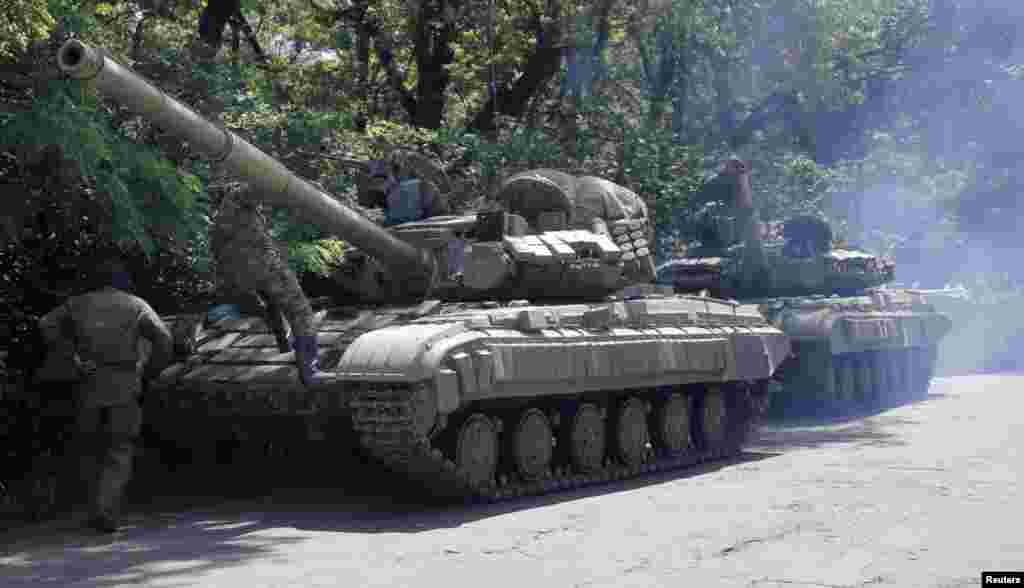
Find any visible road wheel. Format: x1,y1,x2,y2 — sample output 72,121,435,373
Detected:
836,356,857,404
853,355,874,406
652,392,691,456
868,352,885,407
883,352,902,406
511,408,553,480
565,403,605,473
455,413,499,489
699,386,727,449
913,346,936,399
613,397,650,466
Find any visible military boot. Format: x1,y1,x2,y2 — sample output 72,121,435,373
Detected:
292,335,321,387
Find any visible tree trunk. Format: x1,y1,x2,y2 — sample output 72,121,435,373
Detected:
197,0,241,47
413,70,449,128
467,0,565,133
354,19,370,129
670,64,688,142
409,1,456,129
229,12,268,63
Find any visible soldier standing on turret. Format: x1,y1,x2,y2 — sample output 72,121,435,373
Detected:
209,183,321,386
691,158,766,289
333,150,456,299
692,158,761,245
38,255,173,533
360,152,452,226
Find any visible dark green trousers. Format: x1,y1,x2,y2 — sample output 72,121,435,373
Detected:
76,402,142,519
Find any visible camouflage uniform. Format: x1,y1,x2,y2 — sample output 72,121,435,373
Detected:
363,155,451,225
209,184,319,384
39,278,173,532
383,178,449,225
691,159,765,288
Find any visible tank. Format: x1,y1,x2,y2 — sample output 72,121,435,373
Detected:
57,40,791,501
656,165,952,418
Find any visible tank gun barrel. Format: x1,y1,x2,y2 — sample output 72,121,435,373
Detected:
56,39,436,292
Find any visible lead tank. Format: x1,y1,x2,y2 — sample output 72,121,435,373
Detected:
57,40,791,500
657,161,952,417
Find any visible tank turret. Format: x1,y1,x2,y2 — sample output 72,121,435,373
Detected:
323,166,658,302
657,159,893,299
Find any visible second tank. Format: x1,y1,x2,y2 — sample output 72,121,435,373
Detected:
657,159,952,417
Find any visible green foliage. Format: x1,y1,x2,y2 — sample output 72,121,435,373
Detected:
286,238,348,276
821,130,972,254
438,123,564,183
0,0,1008,301
0,79,207,255
750,0,900,107
0,0,53,60
760,153,833,220
622,125,704,261
284,110,353,148
45,0,95,36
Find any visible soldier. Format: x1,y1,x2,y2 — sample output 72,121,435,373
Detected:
209,183,320,386
690,158,766,289
363,153,452,226
38,255,173,533
343,150,452,225
332,151,457,299
692,158,760,244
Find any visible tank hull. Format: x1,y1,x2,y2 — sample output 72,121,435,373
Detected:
149,295,790,500
658,247,951,418
751,291,951,417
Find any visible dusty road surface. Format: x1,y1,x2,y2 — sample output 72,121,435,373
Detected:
2,373,1022,588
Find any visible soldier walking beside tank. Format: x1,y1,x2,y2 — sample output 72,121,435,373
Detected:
38,255,173,533
209,183,321,386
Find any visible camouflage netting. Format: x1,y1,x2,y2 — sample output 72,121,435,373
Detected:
495,169,649,229
575,176,648,225
495,169,575,224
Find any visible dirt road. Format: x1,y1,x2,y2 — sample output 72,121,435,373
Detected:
2,374,1021,588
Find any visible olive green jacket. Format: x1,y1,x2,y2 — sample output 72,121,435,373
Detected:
40,287,173,407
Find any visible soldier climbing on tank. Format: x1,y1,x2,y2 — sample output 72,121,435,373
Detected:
38,254,173,533
209,183,321,387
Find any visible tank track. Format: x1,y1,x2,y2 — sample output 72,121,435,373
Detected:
770,344,938,417
351,382,771,502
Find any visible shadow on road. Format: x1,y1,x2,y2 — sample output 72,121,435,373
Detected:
752,390,961,452
0,450,779,587
753,417,911,452
257,449,782,534
7,380,982,587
